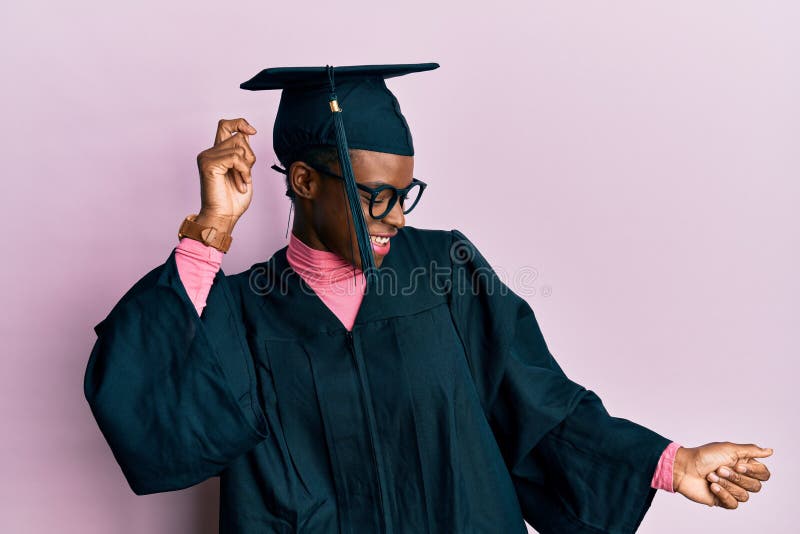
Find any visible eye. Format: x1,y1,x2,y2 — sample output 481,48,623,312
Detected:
374,189,393,203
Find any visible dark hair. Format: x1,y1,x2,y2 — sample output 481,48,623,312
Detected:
280,144,358,201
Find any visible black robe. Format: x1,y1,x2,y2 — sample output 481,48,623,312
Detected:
84,226,671,533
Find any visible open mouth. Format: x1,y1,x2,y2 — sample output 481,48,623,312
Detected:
369,234,392,254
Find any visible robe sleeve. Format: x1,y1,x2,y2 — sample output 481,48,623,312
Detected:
83,247,268,495
447,229,671,534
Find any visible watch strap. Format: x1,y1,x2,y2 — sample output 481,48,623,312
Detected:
178,214,233,253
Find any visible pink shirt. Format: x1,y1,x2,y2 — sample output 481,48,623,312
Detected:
174,235,680,492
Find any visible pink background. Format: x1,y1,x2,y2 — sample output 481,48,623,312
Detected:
1,1,796,532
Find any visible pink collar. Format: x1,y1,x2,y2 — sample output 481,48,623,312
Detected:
285,232,366,330
286,232,364,283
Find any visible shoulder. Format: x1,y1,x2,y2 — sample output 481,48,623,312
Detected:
395,225,479,266
221,245,289,301
396,225,450,248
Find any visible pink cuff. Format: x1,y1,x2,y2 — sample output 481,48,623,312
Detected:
651,441,682,492
176,236,225,263
174,237,223,316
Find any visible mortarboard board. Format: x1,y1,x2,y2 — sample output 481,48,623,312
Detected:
239,62,439,281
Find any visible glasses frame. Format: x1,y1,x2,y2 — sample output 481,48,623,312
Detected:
304,162,427,220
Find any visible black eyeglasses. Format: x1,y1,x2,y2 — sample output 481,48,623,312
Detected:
304,162,427,220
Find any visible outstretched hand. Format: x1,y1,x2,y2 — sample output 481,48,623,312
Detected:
673,442,773,509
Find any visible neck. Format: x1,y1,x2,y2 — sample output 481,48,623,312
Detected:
290,221,329,253
286,230,362,283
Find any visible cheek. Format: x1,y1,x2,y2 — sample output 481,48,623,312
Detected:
313,190,353,248
360,198,372,220
325,194,372,231
312,187,342,225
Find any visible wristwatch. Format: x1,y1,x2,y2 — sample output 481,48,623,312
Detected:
177,214,233,253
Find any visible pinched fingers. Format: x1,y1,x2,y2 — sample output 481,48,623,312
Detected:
222,149,251,194
217,134,257,179
215,117,257,146
204,148,252,194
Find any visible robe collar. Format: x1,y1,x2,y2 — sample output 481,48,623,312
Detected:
268,232,401,333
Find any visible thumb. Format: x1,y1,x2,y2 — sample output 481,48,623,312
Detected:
736,444,773,459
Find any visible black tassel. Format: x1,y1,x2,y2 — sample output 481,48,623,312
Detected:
326,65,377,284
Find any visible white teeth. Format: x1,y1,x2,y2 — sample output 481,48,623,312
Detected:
370,235,390,245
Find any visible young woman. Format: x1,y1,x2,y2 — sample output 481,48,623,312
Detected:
84,65,772,534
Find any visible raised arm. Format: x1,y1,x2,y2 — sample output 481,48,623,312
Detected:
83,118,264,494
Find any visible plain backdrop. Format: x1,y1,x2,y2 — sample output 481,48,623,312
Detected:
0,1,796,533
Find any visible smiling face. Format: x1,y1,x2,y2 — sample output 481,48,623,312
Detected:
288,148,415,269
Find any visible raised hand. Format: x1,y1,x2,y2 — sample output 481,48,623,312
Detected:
195,117,258,233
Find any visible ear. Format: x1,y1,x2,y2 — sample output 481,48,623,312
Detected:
289,162,321,200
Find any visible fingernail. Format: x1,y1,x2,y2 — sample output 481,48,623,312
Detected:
711,484,720,493
708,473,719,482
735,465,747,473
719,467,731,477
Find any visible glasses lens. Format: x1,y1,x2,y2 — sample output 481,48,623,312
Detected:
370,188,395,219
400,182,423,214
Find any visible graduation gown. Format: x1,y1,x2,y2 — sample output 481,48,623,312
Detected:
84,226,672,533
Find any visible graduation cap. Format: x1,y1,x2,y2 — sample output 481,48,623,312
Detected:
239,62,439,280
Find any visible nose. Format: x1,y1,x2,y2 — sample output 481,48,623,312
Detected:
379,197,405,229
